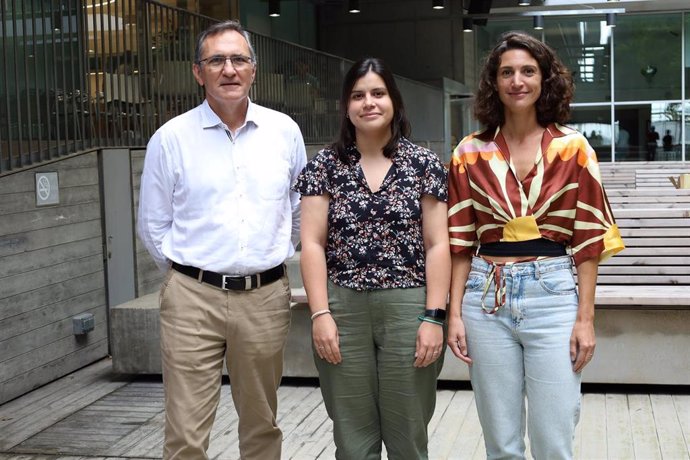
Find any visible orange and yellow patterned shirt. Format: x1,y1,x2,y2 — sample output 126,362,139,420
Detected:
448,123,624,266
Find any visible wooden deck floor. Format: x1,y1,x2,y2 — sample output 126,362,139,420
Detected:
1,358,689,460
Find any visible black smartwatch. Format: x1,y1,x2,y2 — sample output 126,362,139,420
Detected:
424,309,447,321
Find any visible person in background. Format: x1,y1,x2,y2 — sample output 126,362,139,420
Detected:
663,129,673,152
646,125,659,161
137,20,306,459
447,31,625,459
295,57,450,459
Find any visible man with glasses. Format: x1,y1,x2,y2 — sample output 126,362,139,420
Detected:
137,20,306,459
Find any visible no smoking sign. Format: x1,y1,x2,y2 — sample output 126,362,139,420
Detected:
35,172,60,206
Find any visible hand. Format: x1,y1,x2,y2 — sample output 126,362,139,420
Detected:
447,316,472,365
313,314,341,364
570,318,595,373
414,321,444,368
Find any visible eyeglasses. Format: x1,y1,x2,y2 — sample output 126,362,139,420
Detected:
197,54,254,70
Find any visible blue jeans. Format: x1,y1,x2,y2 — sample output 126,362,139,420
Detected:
463,255,581,460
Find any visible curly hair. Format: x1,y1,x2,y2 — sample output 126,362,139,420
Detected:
333,57,411,163
474,31,574,130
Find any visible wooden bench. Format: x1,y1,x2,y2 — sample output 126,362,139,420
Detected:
606,188,690,208
597,208,690,301
110,208,690,385
581,207,690,384
287,209,690,307
635,168,690,188
599,161,688,190
600,169,636,190
289,210,690,384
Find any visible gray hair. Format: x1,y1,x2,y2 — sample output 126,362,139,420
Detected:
194,20,256,64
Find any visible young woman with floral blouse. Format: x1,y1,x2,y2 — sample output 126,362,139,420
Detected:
294,57,451,459
447,32,625,459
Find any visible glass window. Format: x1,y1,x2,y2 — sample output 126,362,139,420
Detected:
570,105,612,162
685,13,690,100
676,102,690,161
614,13,682,102
613,102,682,162
544,16,611,103
654,103,683,161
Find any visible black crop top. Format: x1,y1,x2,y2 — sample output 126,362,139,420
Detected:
478,238,567,257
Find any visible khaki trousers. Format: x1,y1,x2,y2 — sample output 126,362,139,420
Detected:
159,268,292,460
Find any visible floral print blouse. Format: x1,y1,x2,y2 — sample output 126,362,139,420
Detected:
293,138,448,291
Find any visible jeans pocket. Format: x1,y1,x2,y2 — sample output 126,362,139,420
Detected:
538,269,577,296
465,271,486,291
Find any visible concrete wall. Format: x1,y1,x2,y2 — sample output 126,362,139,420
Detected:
396,77,446,161
111,295,690,385
317,0,467,86
242,0,317,50
131,149,164,297
0,153,108,404
314,0,463,160
286,306,690,385
0,147,165,405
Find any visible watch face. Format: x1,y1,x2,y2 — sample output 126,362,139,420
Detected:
425,309,446,320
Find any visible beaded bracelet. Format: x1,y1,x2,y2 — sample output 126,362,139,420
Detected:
310,309,332,321
417,314,444,326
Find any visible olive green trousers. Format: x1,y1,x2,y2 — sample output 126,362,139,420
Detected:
315,281,445,460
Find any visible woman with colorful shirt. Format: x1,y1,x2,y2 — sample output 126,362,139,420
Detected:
294,57,450,459
447,32,624,459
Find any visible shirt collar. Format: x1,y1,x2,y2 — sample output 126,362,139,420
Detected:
245,99,260,126
483,123,566,166
199,98,259,130
544,122,568,140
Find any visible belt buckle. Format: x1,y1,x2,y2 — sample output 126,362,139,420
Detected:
221,275,230,291
246,274,260,290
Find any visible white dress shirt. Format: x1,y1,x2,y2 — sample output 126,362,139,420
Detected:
137,99,307,275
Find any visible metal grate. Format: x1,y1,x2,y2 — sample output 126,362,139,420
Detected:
0,0,351,176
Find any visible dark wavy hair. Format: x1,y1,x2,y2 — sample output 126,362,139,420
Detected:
333,57,411,163
474,31,574,130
